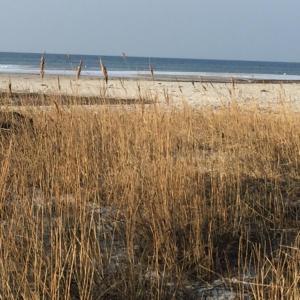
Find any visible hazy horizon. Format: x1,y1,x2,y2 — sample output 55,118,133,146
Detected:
2,50,300,64
1,0,300,62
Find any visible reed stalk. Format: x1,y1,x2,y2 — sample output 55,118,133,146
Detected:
100,58,108,83
76,59,83,80
40,54,46,79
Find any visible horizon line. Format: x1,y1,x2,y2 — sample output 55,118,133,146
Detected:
0,50,299,65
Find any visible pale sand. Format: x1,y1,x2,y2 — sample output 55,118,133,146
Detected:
0,74,300,109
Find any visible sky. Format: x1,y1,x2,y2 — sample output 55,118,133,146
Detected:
0,0,299,62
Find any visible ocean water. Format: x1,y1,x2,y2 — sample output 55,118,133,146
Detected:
1,52,300,81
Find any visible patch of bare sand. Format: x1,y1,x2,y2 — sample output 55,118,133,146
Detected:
0,74,299,110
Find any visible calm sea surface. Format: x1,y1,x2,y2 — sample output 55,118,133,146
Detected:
1,52,300,80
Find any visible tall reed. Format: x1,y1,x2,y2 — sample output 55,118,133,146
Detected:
40,54,46,79
0,92,298,299
100,58,108,83
76,59,83,79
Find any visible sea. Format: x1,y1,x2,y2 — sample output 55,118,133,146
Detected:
1,52,300,81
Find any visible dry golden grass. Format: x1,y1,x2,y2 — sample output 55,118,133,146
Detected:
0,93,299,299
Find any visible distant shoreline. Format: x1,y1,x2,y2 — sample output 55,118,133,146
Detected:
1,72,300,84
2,52,300,83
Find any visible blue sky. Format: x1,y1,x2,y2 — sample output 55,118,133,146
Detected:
1,0,299,61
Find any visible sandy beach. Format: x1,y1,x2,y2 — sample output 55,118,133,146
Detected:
0,74,300,110
2,1,300,298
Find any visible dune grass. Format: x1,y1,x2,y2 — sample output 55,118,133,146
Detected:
0,93,299,299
